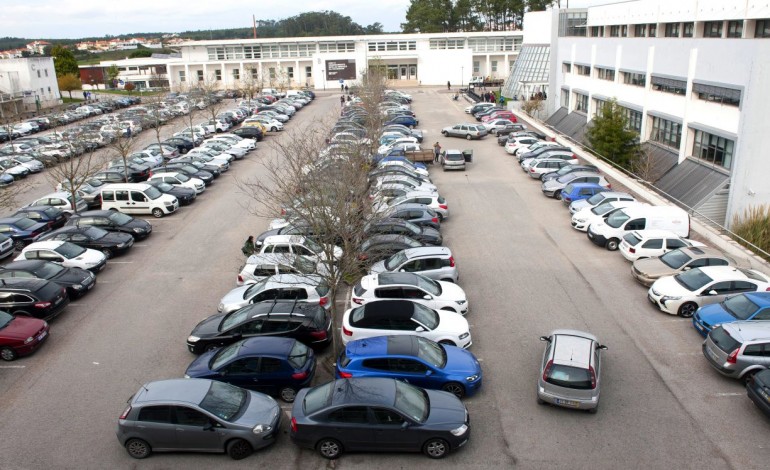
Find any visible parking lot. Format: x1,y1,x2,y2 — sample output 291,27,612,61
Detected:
0,88,768,469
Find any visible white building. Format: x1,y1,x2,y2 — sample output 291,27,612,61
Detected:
535,0,770,228
82,55,182,90
166,31,524,91
0,57,61,118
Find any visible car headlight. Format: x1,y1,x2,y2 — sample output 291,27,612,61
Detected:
133,227,144,233
24,336,34,344
450,424,468,436
459,332,469,340
661,295,682,303
116,242,125,248
72,284,84,290
187,335,200,343
456,300,467,305
253,424,272,434
217,303,224,312
575,218,586,223
466,375,479,382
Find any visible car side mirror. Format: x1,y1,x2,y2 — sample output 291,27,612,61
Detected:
423,295,432,300
415,326,425,332
707,290,718,296
203,422,215,431
401,421,410,430
539,336,551,342
597,344,608,351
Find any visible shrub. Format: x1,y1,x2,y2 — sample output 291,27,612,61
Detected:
731,204,770,260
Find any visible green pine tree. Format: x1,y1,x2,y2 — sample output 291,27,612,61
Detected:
51,45,79,77
584,98,640,168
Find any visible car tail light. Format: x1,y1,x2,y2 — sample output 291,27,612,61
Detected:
34,301,51,309
338,371,353,379
309,330,327,340
280,208,286,216
290,417,297,433
237,274,244,283
439,203,447,210
449,256,455,267
352,297,364,305
588,366,597,389
319,296,328,307
530,168,536,173
148,171,153,177
431,217,438,224
607,183,612,189
292,371,308,380
342,325,353,336
542,360,553,382
564,197,571,202
727,348,739,364
629,247,636,254
119,405,131,420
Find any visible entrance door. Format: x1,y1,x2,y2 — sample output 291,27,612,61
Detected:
400,66,407,80
409,65,417,80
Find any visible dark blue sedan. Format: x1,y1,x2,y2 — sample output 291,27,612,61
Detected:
0,217,51,251
185,336,315,403
385,115,419,128
693,292,770,337
335,335,482,398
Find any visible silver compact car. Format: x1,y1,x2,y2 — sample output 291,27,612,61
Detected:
116,378,281,460
537,329,607,413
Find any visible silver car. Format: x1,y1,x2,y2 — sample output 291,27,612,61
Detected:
116,378,281,460
537,329,607,413
441,149,466,171
702,321,770,384
568,191,635,215
441,123,488,140
541,172,611,199
369,246,458,282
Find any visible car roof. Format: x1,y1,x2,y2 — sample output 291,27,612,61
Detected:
401,246,451,259
629,229,683,239
355,300,416,324
23,241,65,250
0,277,49,290
721,321,770,342
329,378,397,407
264,273,321,288
0,260,49,271
134,378,211,405
695,266,769,282
595,191,632,198
240,299,322,317
389,203,430,212
345,335,426,359
375,272,421,286
263,234,307,245
237,336,296,356
677,246,731,260
550,330,596,368
0,217,33,225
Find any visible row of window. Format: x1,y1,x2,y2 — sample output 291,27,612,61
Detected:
428,37,522,52
206,42,355,60
590,19,769,39
367,41,416,52
179,66,311,82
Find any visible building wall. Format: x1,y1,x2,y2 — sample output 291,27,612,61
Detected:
0,57,60,112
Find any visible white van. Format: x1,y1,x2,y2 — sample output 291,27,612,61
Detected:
100,183,179,218
587,205,690,251
571,200,643,232
261,88,284,98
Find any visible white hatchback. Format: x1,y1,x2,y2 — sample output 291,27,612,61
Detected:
148,172,205,194
259,234,342,265
351,272,469,315
15,241,107,273
619,230,705,261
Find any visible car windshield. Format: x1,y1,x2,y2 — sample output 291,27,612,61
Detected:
384,250,408,271
108,212,133,225
411,303,439,330
393,381,429,423
587,194,606,206
32,261,65,278
0,310,13,329
293,256,316,274
287,341,310,369
42,207,60,217
413,274,441,296
674,268,713,292
303,238,322,254
155,182,173,191
659,249,692,269
303,382,333,415
591,202,616,215
198,381,248,422
55,242,86,258
605,209,630,229
83,226,108,239
722,295,760,320
416,337,447,368
176,173,190,182
211,340,243,370
15,218,37,230
243,278,268,300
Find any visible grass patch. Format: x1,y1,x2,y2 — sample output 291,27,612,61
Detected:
62,97,84,103
731,204,770,260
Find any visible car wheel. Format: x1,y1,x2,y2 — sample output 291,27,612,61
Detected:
14,310,31,317
441,131,448,136
101,248,112,259
678,302,698,318
125,438,151,459
438,340,456,347
280,387,297,403
423,438,449,459
465,134,472,140
441,382,465,399
606,238,620,251
0,347,18,362
317,438,343,459
13,239,25,251
743,370,758,386
151,208,164,218
440,278,454,283
226,438,253,460
554,192,563,200
271,127,277,132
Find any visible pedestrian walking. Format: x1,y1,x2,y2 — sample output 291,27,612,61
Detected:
433,142,441,163
340,95,345,107
341,83,344,92
241,236,256,256
447,81,451,91
344,84,349,94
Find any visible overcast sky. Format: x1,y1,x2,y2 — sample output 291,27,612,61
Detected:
1,0,611,39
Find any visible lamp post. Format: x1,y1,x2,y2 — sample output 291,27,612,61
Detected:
460,66,464,91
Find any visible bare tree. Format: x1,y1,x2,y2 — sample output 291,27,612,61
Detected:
107,135,137,182
629,146,657,183
239,66,263,100
46,137,106,214
521,98,545,119
198,74,228,132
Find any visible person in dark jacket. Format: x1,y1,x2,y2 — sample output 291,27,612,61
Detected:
241,236,256,256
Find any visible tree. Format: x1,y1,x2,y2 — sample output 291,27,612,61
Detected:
108,135,137,183
402,0,454,33
521,97,544,119
129,48,153,58
46,137,106,214
584,98,640,168
527,0,556,11
58,73,82,99
106,64,120,88
51,45,79,77
124,83,135,95
239,67,264,100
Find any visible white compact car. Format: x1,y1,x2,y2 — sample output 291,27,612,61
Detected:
618,230,705,261
15,241,107,273
218,273,329,314
351,272,468,315
148,171,205,194
259,235,342,265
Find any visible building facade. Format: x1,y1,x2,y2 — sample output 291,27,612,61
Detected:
79,55,181,90
0,57,61,118
166,31,523,92
541,0,770,228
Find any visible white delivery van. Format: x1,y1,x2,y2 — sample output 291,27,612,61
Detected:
586,205,690,251
100,183,179,218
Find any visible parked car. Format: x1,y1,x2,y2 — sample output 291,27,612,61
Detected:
13,206,68,230
505,136,540,155
441,123,487,140
237,253,324,286
342,300,472,348
0,217,51,251
184,337,315,403
359,234,424,263
116,378,281,460
0,278,69,321
15,240,107,273
290,377,471,459
25,191,88,215
541,163,599,182
0,310,49,361
369,247,458,283
35,225,133,258
631,246,736,287
0,234,14,259
568,190,634,215
377,192,448,220
336,335,482,398
217,274,330,314
692,292,770,336
0,260,95,298
440,149,467,171
385,115,419,128
352,272,468,315
619,230,704,262
541,172,611,199
382,204,441,230
66,210,152,240
648,266,770,318
571,200,641,233
558,182,607,205
92,169,134,184
187,300,332,353
146,179,196,205
148,171,205,194
364,219,442,246
702,322,770,384
259,235,342,265
746,368,770,418
537,329,607,413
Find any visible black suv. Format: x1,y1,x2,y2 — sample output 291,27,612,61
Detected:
0,278,70,321
66,210,152,240
187,300,332,354
232,126,264,141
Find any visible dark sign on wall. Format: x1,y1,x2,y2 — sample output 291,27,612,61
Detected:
325,59,357,81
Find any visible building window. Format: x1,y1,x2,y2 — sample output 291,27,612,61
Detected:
623,71,646,87
648,23,657,37
755,19,770,38
692,130,734,169
635,24,646,37
622,107,642,133
574,92,589,112
561,89,570,108
610,25,620,37
704,21,723,38
214,69,222,81
558,11,588,37
179,70,186,82
44,69,48,77
429,38,465,49
575,64,591,76
651,76,687,95
563,62,571,73
590,26,603,37
596,67,615,81
621,25,628,37
305,66,311,78
683,22,694,37
473,61,480,73
36,70,41,78
367,40,415,52
249,68,258,79
593,98,606,117
47,86,51,93
269,67,276,80
650,116,682,149
197,70,204,81
693,83,741,106
232,68,240,80
665,23,680,37
727,20,743,38
491,60,498,73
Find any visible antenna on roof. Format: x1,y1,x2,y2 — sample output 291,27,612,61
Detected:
133,378,149,393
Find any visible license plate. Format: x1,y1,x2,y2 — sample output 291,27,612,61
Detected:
555,399,580,408
695,322,705,332
54,296,62,305
707,347,719,362
86,282,94,290
37,330,47,341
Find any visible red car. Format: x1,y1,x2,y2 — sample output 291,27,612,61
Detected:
482,111,517,123
0,311,49,361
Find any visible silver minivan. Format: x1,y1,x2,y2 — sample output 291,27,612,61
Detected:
702,321,770,384
537,329,607,413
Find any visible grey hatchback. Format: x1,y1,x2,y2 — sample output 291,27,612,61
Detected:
702,321,770,384
116,378,281,460
369,247,458,282
537,329,607,413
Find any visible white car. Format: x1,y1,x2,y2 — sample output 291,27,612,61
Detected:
374,175,437,194
201,141,246,158
647,266,770,318
377,137,419,154
247,117,283,132
259,235,342,265
8,155,44,173
148,171,205,194
341,300,472,348
214,134,256,150
619,230,705,261
376,160,429,178
237,253,327,286
571,200,642,232
351,272,468,315
188,147,234,163
15,241,107,273
25,191,88,215
569,191,636,215
218,273,330,314
129,151,163,168
331,132,372,147
505,136,540,155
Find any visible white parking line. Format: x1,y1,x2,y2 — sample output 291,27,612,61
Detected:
133,244,149,247
0,365,25,369
676,352,701,356
107,261,133,264
714,392,744,397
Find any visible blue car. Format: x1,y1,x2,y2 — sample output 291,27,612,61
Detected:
385,115,419,128
335,335,482,398
559,182,607,206
693,292,770,337
0,216,51,251
184,336,315,403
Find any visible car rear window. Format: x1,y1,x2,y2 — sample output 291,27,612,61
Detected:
709,326,741,354
623,233,642,247
545,364,593,390
353,282,366,297
287,341,310,369
315,281,330,297
36,281,63,300
303,382,333,415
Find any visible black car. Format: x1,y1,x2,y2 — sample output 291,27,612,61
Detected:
365,219,442,246
0,217,51,251
65,210,152,240
186,301,333,354
359,234,425,263
108,162,150,182
232,126,264,141
158,163,214,184
0,278,70,321
496,126,533,144
36,226,134,258
290,377,471,460
168,157,221,177
92,169,134,184
0,260,95,298
163,137,195,154
747,369,770,418
517,145,571,163
13,206,68,230
147,179,196,205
